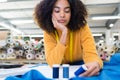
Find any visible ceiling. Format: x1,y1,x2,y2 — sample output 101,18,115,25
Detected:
0,0,120,36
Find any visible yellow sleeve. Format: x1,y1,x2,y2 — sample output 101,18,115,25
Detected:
81,24,103,68
43,31,67,67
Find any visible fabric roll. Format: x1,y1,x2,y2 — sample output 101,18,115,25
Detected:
35,53,45,60
7,48,14,54
26,53,34,60
35,54,41,60
0,53,6,59
6,53,16,59
41,49,45,55
23,45,29,50
24,50,30,55
6,38,13,44
116,40,120,48
15,50,23,56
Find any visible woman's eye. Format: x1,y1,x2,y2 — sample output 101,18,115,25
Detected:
65,10,70,13
65,9,70,13
54,9,60,13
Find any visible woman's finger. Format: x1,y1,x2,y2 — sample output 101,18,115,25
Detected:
52,15,59,28
52,16,57,28
87,66,99,77
80,65,96,77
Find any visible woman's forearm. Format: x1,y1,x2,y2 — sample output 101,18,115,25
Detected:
60,28,68,46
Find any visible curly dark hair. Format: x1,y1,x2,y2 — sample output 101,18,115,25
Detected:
34,0,88,33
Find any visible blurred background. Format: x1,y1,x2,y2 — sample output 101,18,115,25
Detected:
0,0,120,63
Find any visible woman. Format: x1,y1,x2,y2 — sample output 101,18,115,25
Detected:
34,0,103,77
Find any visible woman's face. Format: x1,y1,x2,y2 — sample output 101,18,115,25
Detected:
52,0,71,26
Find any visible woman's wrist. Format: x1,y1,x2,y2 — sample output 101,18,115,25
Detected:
62,27,68,35
60,27,68,45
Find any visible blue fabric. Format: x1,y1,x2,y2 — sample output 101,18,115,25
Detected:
5,61,84,80
5,69,52,80
5,53,120,80
70,53,120,80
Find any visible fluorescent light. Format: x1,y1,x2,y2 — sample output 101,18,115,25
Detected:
113,33,119,36
99,40,104,43
0,0,7,2
92,33,102,36
0,22,23,34
31,35,44,37
92,16,120,20
109,23,114,28
10,20,34,25
19,35,44,37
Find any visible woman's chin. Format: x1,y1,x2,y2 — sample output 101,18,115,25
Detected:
61,23,67,26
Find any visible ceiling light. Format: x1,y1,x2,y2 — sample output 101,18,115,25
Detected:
0,0,7,3
109,23,114,28
113,33,119,36
10,20,34,25
92,16,120,20
0,22,23,34
21,35,44,37
92,33,102,36
31,35,44,37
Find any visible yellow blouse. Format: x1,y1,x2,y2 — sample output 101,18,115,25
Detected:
44,24,103,68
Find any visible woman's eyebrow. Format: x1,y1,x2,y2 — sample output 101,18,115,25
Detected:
54,6,59,8
64,7,70,9
54,6,70,9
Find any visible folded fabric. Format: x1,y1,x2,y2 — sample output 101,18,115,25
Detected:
5,69,52,80
70,53,120,80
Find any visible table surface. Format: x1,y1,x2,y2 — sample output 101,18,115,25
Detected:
0,64,80,80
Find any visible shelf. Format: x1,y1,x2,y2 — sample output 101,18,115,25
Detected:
0,59,47,64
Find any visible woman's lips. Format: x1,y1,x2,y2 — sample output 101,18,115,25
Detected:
58,20,66,23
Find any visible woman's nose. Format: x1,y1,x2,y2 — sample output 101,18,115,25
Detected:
60,11,65,18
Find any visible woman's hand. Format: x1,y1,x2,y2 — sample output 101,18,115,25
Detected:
52,15,68,45
52,15,67,32
80,62,100,77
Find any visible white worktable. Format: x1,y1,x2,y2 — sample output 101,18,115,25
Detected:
0,64,80,80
